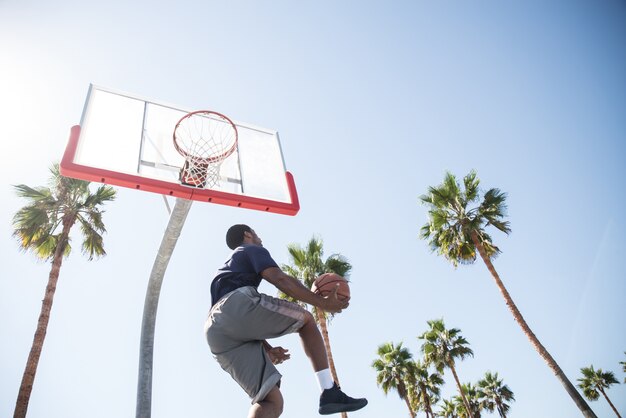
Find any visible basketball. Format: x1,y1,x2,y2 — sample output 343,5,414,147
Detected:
311,273,350,301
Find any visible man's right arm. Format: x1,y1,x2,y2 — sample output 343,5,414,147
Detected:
261,267,348,314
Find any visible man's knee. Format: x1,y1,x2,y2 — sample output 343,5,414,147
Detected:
265,385,284,416
301,310,315,327
249,385,284,418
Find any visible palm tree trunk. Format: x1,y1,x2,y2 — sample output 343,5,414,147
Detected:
405,397,414,418
599,388,622,418
315,309,348,418
397,380,415,418
470,231,597,418
425,394,433,418
449,365,474,418
136,198,192,418
420,386,432,418
14,218,73,418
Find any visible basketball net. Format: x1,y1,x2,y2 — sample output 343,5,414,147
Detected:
174,111,238,189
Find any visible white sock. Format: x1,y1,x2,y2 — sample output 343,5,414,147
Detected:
315,369,334,392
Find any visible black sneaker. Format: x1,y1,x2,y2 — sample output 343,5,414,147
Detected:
319,383,368,415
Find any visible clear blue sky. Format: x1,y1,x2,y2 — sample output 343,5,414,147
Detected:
1,1,625,417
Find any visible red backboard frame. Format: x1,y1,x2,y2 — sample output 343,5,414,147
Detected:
60,125,300,215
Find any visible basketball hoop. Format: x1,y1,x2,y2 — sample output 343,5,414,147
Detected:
173,110,238,188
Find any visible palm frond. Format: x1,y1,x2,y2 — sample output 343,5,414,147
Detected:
454,382,482,417
420,171,511,267
13,207,53,236
419,319,473,374
83,184,117,207
324,254,352,278
372,341,414,400
13,163,114,262
278,264,305,304
20,233,68,260
462,170,480,205
286,243,307,270
479,188,511,234
419,223,433,240
79,209,106,233
577,365,619,402
477,370,515,414
13,184,53,202
78,217,106,260
436,399,459,418
475,230,501,259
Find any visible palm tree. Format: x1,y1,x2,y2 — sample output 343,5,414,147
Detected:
620,353,626,383
419,171,597,418
437,399,459,418
12,163,116,418
577,366,622,418
454,383,482,418
372,342,416,417
477,371,514,417
409,360,444,418
281,236,352,418
419,319,474,418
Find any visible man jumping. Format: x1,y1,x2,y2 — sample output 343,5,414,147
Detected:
205,224,368,417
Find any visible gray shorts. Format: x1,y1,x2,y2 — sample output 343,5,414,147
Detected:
204,286,307,404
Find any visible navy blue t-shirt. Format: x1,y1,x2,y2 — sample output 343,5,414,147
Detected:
210,244,279,306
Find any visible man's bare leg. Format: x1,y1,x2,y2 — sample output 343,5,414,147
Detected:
248,385,283,418
298,311,329,372
297,311,368,415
